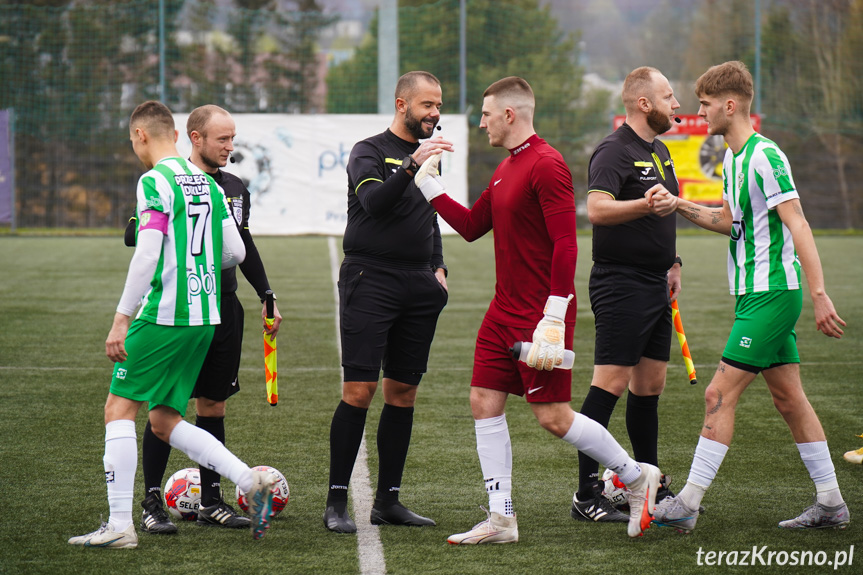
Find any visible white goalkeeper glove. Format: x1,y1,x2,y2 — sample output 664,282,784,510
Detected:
414,153,446,202
526,294,574,371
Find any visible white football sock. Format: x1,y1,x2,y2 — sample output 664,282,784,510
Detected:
475,415,514,517
680,435,728,509
104,419,137,531
797,441,843,506
168,420,253,492
562,411,642,484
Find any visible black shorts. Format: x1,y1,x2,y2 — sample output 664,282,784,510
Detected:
339,260,448,385
590,264,672,366
192,291,244,401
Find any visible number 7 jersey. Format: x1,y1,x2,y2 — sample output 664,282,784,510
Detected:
134,156,232,326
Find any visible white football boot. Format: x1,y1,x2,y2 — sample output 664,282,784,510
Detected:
68,520,138,549
447,507,518,545
624,463,661,538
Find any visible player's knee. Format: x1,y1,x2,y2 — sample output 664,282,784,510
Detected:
703,384,722,411
770,391,804,418
533,409,569,438
342,380,377,408
196,397,226,418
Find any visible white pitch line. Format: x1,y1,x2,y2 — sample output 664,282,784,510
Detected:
328,236,386,575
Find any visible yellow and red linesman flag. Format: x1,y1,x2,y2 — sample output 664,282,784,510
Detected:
671,298,697,385
264,291,278,406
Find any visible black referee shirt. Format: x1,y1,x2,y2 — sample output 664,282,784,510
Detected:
210,168,250,295
588,122,679,273
343,129,444,269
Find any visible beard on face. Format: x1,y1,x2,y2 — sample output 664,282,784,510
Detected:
404,105,435,140
199,145,224,171
646,103,673,135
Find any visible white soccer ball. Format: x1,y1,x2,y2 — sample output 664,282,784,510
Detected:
164,467,202,521
601,467,628,510
236,465,290,516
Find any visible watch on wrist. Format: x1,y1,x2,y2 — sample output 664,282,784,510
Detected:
674,256,683,267
402,155,419,175
260,292,277,304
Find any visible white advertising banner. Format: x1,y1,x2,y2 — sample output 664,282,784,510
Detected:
174,114,469,235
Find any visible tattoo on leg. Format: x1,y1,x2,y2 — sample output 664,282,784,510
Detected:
718,363,725,373
707,390,723,415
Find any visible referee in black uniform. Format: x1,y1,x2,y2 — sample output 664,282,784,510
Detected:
571,67,685,523
324,71,454,534
129,105,282,533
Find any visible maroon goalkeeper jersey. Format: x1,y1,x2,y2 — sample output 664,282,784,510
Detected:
432,134,577,328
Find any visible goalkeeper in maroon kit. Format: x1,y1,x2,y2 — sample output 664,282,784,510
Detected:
412,76,662,542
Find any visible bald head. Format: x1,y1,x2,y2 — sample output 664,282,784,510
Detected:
622,67,664,115
395,71,441,102
187,104,231,139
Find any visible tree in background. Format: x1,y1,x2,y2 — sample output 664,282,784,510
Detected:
326,0,610,204
795,0,863,228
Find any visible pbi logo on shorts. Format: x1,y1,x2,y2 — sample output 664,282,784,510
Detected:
739,336,752,349
116,367,127,380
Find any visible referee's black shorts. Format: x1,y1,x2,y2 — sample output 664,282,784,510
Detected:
589,264,672,366
192,291,244,402
339,259,448,385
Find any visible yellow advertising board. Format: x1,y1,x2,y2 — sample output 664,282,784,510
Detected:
613,115,761,205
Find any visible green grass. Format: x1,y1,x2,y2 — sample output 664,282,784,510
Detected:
0,233,860,575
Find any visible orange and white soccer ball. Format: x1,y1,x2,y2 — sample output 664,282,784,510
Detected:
164,468,202,521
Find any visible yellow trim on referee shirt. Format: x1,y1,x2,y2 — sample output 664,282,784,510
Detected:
355,177,383,195
651,152,665,180
587,189,616,198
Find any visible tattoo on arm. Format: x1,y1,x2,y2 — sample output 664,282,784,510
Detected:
681,205,701,222
707,390,724,415
793,202,804,217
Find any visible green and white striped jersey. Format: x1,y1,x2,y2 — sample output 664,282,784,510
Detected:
723,133,801,295
135,156,231,326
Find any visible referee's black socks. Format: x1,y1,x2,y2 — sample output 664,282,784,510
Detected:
327,400,368,505
577,386,620,501
625,391,660,467
375,403,414,504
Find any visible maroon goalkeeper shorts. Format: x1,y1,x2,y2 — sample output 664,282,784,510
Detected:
471,315,574,403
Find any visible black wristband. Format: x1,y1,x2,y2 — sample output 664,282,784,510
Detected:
674,256,683,267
